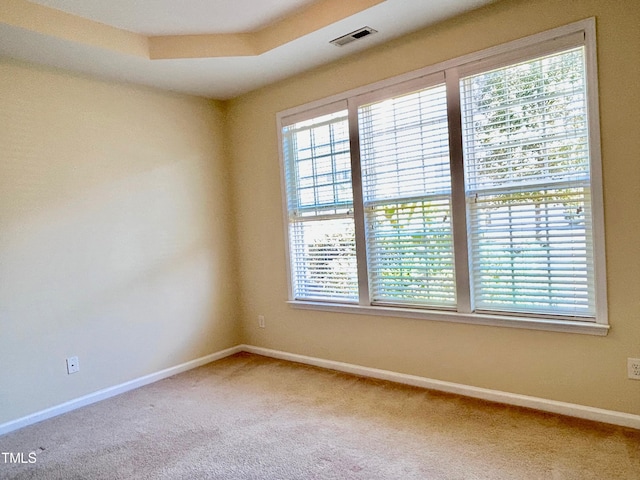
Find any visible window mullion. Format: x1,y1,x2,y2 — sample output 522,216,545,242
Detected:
584,21,608,326
445,68,473,314
347,98,371,306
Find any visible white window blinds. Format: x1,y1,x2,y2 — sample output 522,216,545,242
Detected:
460,47,594,317
279,20,606,332
358,85,456,308
282,110,358,302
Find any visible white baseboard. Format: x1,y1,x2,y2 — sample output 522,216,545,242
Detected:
241,344,640,430
0,345,243,436
3,343,638,436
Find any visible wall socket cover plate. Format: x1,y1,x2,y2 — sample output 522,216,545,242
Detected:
628,358,640,380
66,356,79,374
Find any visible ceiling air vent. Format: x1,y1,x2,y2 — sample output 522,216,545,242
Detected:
330,27,378,47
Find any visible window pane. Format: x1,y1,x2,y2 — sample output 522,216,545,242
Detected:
469,188,593,316
462,48,589,190
282,111,352,217
289,218,358,302
359,86,451,200
366,199,455,306
359,84,456,308
461,47,595,318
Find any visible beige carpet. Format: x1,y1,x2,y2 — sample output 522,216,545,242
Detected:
1,352,639,479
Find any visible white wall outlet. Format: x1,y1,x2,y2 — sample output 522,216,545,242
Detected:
628,358,640,380
258,315,265,328
66,356,79,374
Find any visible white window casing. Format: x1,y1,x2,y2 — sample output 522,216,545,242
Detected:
277,18,608,335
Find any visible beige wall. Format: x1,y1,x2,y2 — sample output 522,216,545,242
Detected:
227,0,640,415
0,59,240,424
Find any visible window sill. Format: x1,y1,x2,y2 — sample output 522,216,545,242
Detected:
287,301,609,336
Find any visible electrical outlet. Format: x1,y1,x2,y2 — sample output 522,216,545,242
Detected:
258,315,265,328
628,358,640,380
66,356,79,374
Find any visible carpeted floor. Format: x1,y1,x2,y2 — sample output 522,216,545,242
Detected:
1,352,639,479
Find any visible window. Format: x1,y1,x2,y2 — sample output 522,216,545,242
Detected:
282,108,358,301
359,84,456,309
278,19,607,335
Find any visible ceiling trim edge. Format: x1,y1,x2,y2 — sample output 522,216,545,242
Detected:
2,0,385,60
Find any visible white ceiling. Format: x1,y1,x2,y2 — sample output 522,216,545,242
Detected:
0,0,498,99
28,0,320,35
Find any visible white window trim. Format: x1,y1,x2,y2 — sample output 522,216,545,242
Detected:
287,301,609,336
277,18,608,336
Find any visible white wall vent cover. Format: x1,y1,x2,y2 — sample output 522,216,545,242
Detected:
330,27,378,47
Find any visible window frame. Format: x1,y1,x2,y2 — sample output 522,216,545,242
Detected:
277,18,608,336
